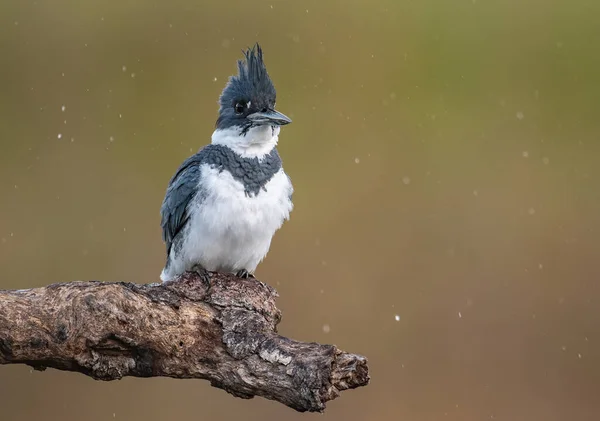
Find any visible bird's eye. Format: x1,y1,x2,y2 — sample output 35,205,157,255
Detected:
234,102,246,114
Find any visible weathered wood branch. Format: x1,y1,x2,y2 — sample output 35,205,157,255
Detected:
0,272,369,412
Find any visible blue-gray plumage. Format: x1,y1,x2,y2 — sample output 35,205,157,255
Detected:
159,43,293,282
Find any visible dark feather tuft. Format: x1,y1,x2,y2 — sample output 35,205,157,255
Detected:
216,43,277,130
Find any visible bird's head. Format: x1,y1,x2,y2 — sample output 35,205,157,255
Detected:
213,43,291,158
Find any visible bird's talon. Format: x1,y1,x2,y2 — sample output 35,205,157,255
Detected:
235,269,253,279
191,265,211,285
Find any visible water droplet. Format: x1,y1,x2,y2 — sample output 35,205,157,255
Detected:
122,65,127,72
322,324,330,333
402,176,411,185
61,105,66,112
516,111,524,120
109,136,114,142
354,157,360,164
473,190,479,196
458,312,462,319
542,156,550,165
394,315,400,321
538,263,543,269
522,151,529,158
130,73,136,78
528,207,536,215
57,133,62,139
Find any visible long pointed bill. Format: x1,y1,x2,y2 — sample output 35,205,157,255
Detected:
247,109,292,126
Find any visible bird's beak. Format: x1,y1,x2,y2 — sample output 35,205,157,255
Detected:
247,109,292,126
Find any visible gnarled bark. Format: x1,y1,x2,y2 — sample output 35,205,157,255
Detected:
0,272,369,412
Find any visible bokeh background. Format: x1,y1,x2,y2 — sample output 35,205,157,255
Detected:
1,0,599,420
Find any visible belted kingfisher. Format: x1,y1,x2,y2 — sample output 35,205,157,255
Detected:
159,43,293,282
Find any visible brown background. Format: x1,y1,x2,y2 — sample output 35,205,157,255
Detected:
1,0,599,420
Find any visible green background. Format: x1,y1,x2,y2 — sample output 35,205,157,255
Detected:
1,0,599,420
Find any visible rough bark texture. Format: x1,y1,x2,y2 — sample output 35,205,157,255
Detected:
0,272,369,412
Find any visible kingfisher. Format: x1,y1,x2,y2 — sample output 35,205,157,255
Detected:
159,44,293,283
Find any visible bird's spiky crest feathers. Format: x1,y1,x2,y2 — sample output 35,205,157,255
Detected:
217,43,277,116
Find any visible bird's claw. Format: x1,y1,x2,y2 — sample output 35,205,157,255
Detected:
235,269,254,279
191,264,211,285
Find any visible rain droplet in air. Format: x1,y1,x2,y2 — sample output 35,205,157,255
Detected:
522,151,529,158
516,111,524,120
354,157,360,164
542,157,550,165
57,133,62,139
402,176,411,185
394,315,400,321
122,65,127,72
458,312,462,319
528,207,536,215
61,105,66,112
109,136,114,142
322,324,330,333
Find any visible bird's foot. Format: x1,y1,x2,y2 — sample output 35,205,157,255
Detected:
235,269,255,279
191,264,211,285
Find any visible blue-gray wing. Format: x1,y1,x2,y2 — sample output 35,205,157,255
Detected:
160,154,205,256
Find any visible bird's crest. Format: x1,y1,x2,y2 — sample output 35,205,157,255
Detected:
218,43,277,114
236,44,270,89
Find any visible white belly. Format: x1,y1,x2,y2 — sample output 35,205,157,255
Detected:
164,164,293,279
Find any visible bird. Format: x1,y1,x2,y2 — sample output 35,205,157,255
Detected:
159,43,294,283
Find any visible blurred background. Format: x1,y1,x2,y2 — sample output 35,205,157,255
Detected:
1,0,599,420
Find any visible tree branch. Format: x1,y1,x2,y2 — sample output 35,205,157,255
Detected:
0,272,369,412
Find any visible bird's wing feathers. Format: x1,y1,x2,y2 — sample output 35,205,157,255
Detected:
160,153,205,256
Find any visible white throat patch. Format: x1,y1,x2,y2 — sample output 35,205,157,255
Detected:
211,125,280,159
